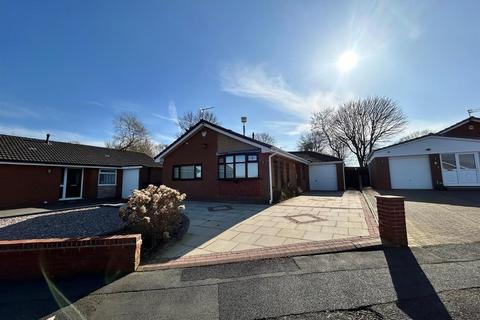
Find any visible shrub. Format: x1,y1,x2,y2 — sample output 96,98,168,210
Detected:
119,184,187,247
279,184,302,202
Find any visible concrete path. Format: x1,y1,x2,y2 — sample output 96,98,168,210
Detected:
364,189,480,246
149,191,371,263
5,241,480,319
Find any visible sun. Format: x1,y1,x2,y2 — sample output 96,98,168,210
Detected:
337,50,358,73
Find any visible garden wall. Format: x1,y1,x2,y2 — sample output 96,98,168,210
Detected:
0,234,142,280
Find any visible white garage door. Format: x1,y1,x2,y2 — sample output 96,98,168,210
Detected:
309,164,338,191
389,156,432,189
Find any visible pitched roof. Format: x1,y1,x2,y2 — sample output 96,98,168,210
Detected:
437,116,480,135
155,119,272,159
367,116,480,163
289,151,343,162
370,116,480,156
154,120,310,164
0,134,157,167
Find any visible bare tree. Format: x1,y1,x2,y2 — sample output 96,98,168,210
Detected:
398,129,432,142
254,132,276,145
331,97,407,166
177,110,220,134
297,132,325,152
311,108,349,160
106,113,160,157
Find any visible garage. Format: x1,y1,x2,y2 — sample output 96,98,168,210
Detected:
389,156,433,189
309,163,338,191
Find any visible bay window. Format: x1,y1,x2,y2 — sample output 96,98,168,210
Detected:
218,153,258,179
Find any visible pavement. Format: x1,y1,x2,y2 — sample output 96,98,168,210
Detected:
363,189,480,246
4,241,480,319
148,191,371,263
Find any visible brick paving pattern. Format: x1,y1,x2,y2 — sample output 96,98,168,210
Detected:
363,188,480,246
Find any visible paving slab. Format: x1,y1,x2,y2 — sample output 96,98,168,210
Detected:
146,191,377,267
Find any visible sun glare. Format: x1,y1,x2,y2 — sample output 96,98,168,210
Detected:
337,51,358,73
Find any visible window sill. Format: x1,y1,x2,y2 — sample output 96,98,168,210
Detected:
218,177,260,181
98,184,117,187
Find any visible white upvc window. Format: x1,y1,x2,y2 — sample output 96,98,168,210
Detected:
98,169,117,186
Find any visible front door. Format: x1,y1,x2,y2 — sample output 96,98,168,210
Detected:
60,168,84,199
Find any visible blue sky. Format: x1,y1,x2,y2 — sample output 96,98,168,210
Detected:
1,0,479,153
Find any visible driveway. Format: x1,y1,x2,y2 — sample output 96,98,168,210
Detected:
364,189,480,246
146,191,375,264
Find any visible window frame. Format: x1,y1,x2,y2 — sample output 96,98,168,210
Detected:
98,169,117,186
218,153,259,180
172,164,203,181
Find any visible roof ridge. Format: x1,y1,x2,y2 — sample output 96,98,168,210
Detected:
0,133,149,156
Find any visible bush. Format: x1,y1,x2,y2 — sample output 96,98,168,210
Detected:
279,184,302,202
119,184,187,247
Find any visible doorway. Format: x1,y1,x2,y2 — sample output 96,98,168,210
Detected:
59,168,84,200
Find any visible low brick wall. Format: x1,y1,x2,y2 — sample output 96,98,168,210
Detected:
0,234,142,280
376,195,408,247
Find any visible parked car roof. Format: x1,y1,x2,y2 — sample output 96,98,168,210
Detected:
289,151,343,162
0,134,158,167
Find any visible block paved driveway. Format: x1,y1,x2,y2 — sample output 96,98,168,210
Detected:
147,191,372,263
365,189,480,247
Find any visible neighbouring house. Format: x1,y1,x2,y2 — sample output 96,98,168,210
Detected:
154,120,345,203
0,134,162,209
368,116,480,190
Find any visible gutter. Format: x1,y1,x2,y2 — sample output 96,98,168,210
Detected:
268,152,279,204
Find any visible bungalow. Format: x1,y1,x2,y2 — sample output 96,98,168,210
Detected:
154,120,345,203
368,116,480,190
0,134,161,209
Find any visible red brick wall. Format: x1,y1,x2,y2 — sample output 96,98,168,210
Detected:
271,155,308,198
441,120,480,139
369,157,391,190
376,195,408,247
429,154,444,189
0,235,142,280
149,167,163,186
162,128,273,203
0,165,61,209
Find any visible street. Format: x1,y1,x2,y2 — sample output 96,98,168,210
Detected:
2,241,479,319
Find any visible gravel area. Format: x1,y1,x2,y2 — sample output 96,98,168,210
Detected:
0,206,126,240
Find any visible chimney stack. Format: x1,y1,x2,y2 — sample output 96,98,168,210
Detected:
45,133,50,144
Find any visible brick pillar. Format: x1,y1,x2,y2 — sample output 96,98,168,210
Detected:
376,195,408,247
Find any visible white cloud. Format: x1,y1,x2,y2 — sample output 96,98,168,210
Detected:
153,133,175,144
404,119,451,136
84,100,106,108
152,100,179,124
0,102,41,119
220,64,349,119
263,120,310,136
0,124,105,146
